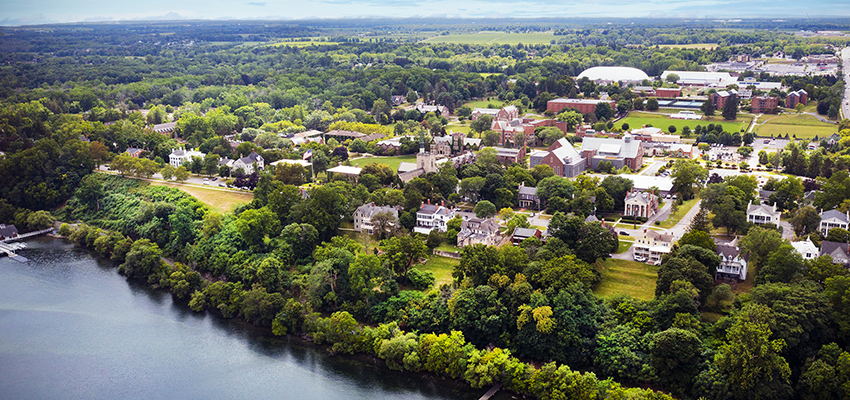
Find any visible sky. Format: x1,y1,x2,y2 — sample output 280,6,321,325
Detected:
1,0,850,26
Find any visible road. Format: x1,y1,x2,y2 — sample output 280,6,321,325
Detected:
842,48,850,119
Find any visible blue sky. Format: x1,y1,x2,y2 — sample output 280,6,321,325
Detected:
1,0,849,26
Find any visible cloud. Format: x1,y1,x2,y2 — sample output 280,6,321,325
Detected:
247,2,266,6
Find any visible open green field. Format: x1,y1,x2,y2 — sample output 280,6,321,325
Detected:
352,155,418,171
615,241,633,254
266,40,342,47
754,113,837,139
657,198,699,229
594,258,658,301
657,43,719,49
421,32,556,45
618,111,752,134
445,123,472,135
149,181,253,213
418,256,458,287
462,99,508,109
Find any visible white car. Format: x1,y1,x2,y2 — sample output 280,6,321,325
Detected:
634,255,646,262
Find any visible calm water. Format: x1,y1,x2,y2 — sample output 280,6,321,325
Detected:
0,238,494,400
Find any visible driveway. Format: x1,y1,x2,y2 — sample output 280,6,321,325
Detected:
780,221,794,240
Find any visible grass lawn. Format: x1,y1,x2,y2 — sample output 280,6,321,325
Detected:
594,258,658,301
352,155,418,171
339,230,380,254
436,243,462,253
658,43,719,49
418,256,459,287
754,113,837,140
615,241,633,254
461,99,509,109
421,32,556,45
148,181,253,213
618,111,752,134
445,123,472,135
657,198,699,229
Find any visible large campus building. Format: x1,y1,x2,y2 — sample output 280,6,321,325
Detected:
546,98,616,114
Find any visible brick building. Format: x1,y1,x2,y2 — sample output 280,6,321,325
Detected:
546,98,616,114
750,96,779,114
786,89,808,109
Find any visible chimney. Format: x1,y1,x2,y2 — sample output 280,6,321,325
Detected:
442,200,445,207
421,201,425,208
427,199,430,205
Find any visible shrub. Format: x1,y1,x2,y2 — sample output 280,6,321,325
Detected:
406,268,435,290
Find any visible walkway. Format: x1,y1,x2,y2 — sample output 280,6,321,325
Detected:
1,227,55,243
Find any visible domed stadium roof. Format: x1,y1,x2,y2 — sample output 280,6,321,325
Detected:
577,66,649,82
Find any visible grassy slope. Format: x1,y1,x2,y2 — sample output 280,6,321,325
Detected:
594,258,658,301
148,181,253,213
657,198,699,229
418,256,459,287
754,113,837,139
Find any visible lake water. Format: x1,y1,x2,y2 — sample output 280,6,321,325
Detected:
0,238,494,400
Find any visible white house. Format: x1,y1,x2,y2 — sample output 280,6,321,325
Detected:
791,236,819,261
230,150,264,174
632,228,674,265
624,190,659,219
819,209,849,235
746,201,781,225
353,203,400,235
169,148,205,168
716,242,749,281
457,217,501,247
413,202,455,234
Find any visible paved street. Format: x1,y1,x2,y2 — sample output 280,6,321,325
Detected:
843,47,850,120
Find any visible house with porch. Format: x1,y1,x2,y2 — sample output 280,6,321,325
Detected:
791,236,819,261
746,201,781,225
413,201,455,234
819,209,849,235
716,241,749,281
820,241,850,265
624,189,659,219
518,183,540,209
353,203,400,235
632,228,674,265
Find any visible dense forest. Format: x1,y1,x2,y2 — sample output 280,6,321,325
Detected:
2,19,850,399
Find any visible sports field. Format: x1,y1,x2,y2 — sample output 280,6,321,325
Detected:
594,258,658,301
753,113,837,139
618,111,752,134
421,32,556,45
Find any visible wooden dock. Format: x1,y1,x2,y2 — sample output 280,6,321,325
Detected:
0,227,54,243
0,227,52,263
479,383,502,400
0,242,28,262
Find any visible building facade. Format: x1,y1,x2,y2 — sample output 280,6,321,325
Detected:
546,98,616,114
819,209,849,235
353,203,400,234
746,201,781,225
624,190,659,219
632,228,673,265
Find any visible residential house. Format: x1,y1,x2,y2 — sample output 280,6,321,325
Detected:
716,242,749,281
624,189,659,219
750,96,779,114
632,228,674,265
580,134,644,171
353,203,400,234
819,209,849,235
230,150,264,174
529,137,586,178
786,89,808,109
125,147,144,158
746,201,781,225
391,95,406,106
518,183,540,209
416,103,449,116
457,217,501,247
413,202,455,234
820,241,850,265
0,224,18,240
546,98,616,114
152,122,176,135
791,236,819,260
168,148,205,168
511,227,541,245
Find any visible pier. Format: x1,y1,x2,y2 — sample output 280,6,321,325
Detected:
0,227,54,262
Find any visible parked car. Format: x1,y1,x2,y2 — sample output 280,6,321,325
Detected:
619,231,629,236
218,183,225,187
202,181,210,185
634,255,646,262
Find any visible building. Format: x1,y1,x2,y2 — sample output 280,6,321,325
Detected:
489,147,525,164
750,96,779,114
471,105,519,121
716,242,749,281
518,183,540,209
624,189,659,219
529,138,586,178
353,203,400,234
416,103,449,116
511,227,541,245
546,98,616,115
709,90,738,110
791,236,819,260
391,95,405,106
655,87,682,98
746,201,781,225
786,89,808,108
457,217,501,247
820,209,850,235
230,150,264,174
632,228,674,265
577,66,650,84
580,134,644,171
168,148,205,168
152,122,176,135
821,241,850,265
125,147,144,158
326,165,362,180
0,224,18,240
414,202,455,234
661,71,738,87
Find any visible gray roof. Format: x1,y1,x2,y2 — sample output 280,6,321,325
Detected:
355,203,399,219
585,215,599,223
153,122,176,133
625,191,656,204
717,244,747,261
126,147,143,155
513,227,538,238
747,202,779,216
821,241,850,262
518,185,538,196
581,136,642,159
821,209,848,224
0,224,18,237
238,151,263,165
460,217,500,234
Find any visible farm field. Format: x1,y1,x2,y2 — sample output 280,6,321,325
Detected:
657,43,719,49
148,181,253,213
753,113,837,139
421,32,557,45
352,155,417,171
594,258,658,301
618,111,752,134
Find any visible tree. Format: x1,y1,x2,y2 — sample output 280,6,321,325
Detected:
379,234,427,277
665,73,680,83
722,96,738,120
757,244,804,284
701,98,716,117
556,110,583,132
655,256,714,302
714,304,792,400
470,115,494,136
671,160,707,200
678,229,716,252
536,176,576,203
791,205,821,236
26,210,54,230
174,166,189,182
594,102,613,121
650,328,702,396
459,176,486,202
737,146,753,158
370,211,398,241
740,226,784,269
474,200,496,218
668,125,677,134
646,97,659,111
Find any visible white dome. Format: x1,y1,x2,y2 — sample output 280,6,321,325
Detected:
577,66,649,82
